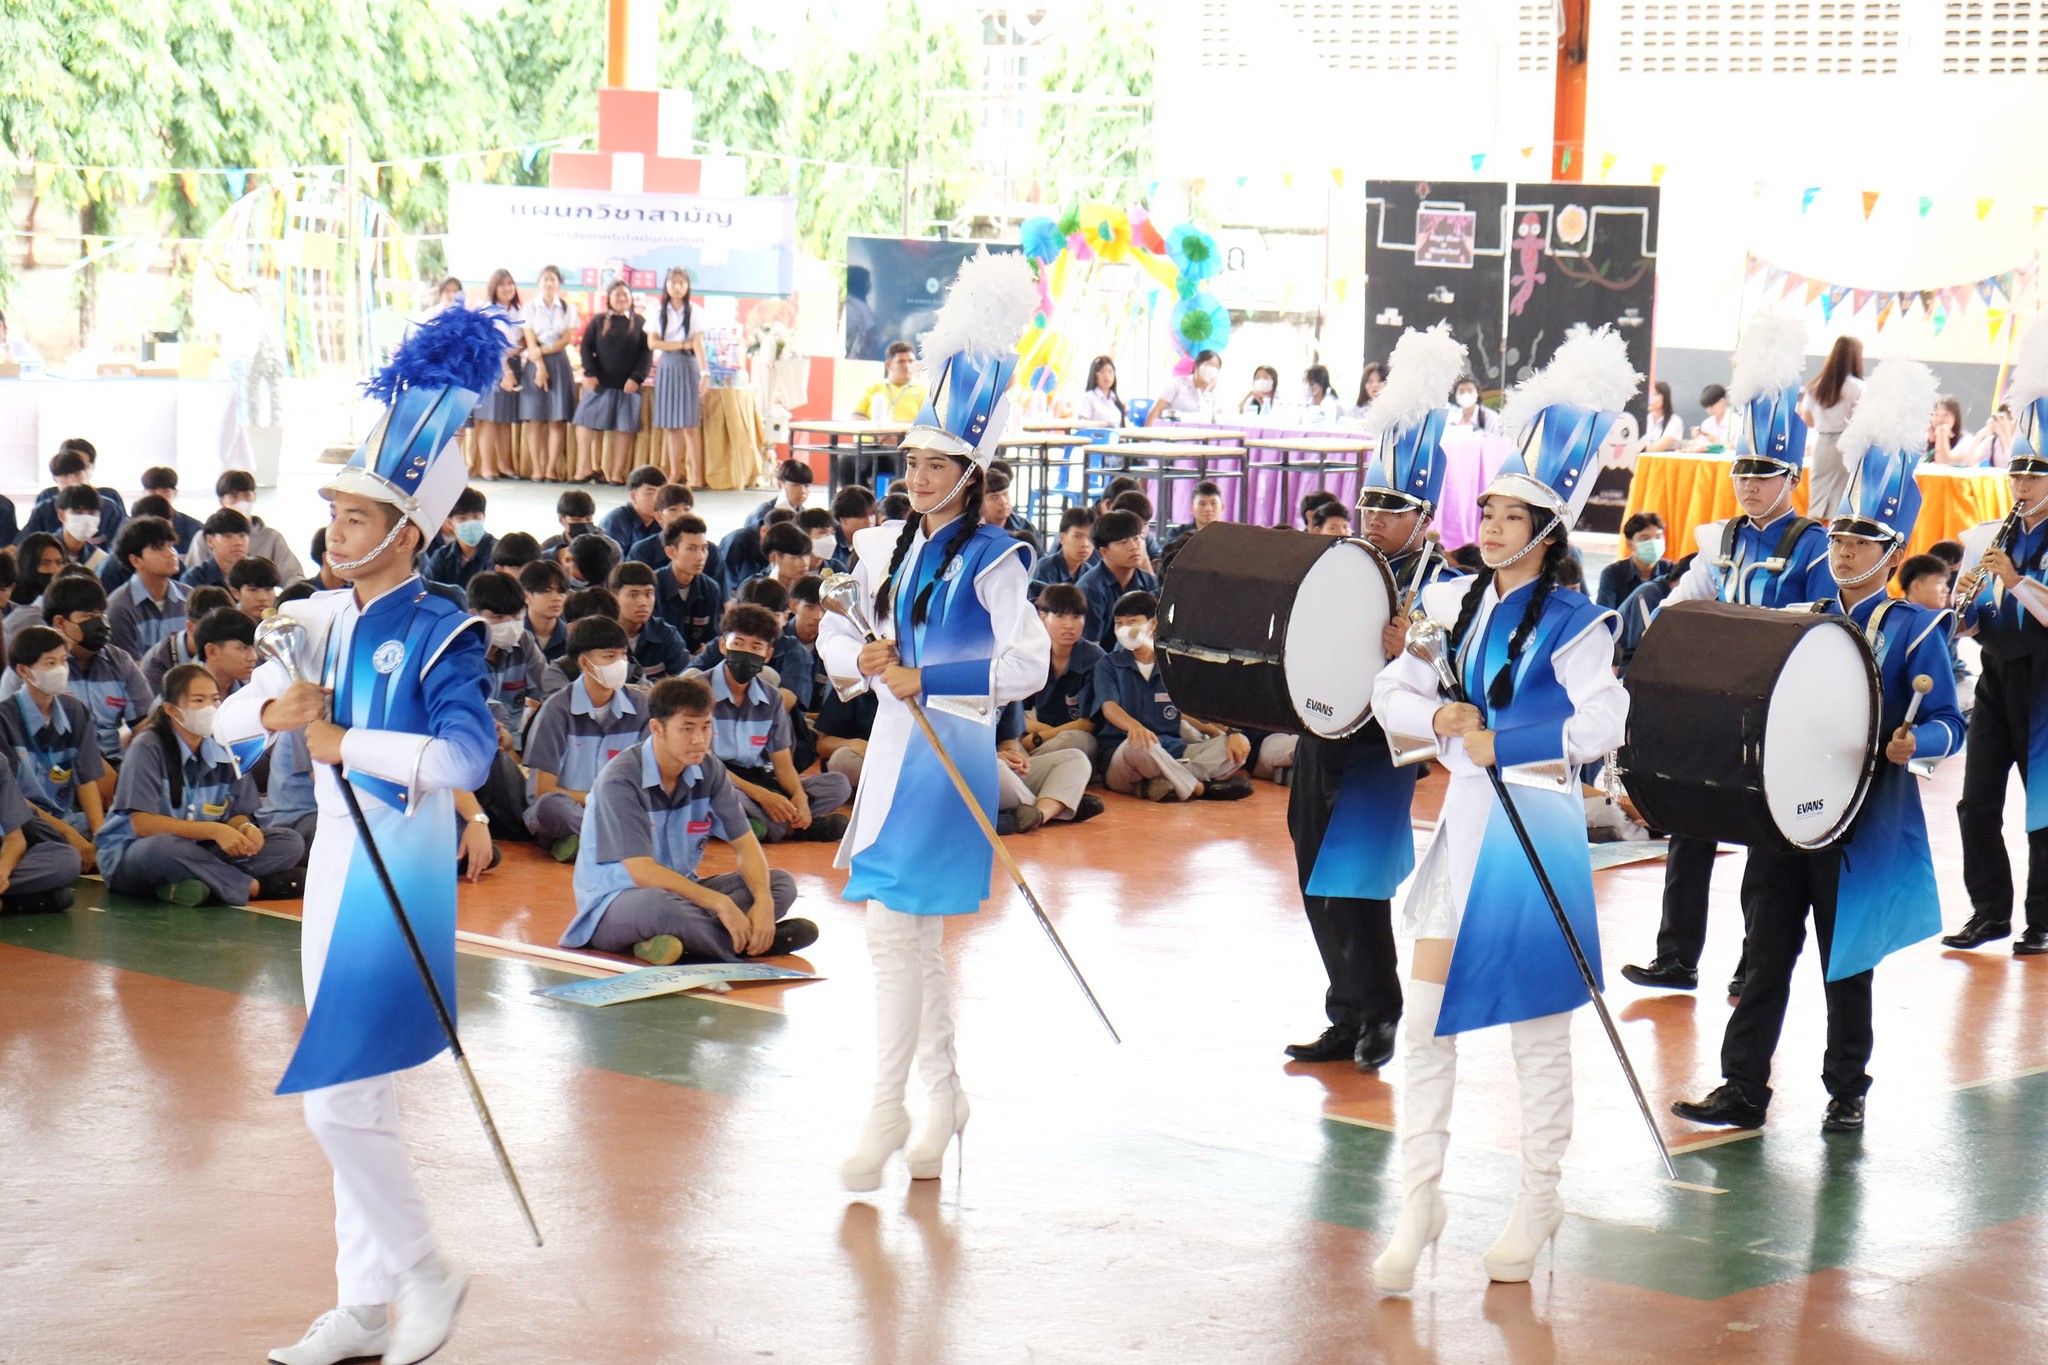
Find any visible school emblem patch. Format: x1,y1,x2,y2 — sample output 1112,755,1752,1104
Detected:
372,640,407,675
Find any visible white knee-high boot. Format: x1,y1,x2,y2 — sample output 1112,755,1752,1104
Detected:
1373,979,1457,1293
906,915,968,1179
1483,1009,1574,1282
842,903,922,1192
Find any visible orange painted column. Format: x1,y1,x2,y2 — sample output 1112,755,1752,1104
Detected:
1553,0,1588,181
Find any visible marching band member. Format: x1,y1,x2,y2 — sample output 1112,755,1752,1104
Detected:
1621,315,1835,996
219,309,504,1365
1675,362,1964,1134
1945,325,2048,954
1285,325,1468,1072
818,251,1051,1193
1370,326,1634,1290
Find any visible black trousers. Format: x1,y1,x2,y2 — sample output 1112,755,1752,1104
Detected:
1957,654,2048,930
1288,734,1403,1031
1720,844,1873,1109
1653,832,1719,968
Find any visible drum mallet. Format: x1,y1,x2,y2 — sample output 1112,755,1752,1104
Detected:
1401,531,1443,615
1406,614,1681,1184
818,573,1120,1043
1900,674,1939,779
254,615,545,1247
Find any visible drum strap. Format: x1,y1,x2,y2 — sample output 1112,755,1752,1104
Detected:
1715,516,1818,597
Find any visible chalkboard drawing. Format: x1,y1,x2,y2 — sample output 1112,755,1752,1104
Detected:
1427,285,1456,304
1416,209,1477,268
1557,204,1589,244
1509,212,1548,317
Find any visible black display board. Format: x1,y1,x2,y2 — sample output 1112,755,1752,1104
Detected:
1363,181,1511,402
844,236,1023,361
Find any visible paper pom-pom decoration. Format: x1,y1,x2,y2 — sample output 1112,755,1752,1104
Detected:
1028,363,1060,394
1077,203,1133,263
1135,212,1168,256
1021,216,1064,264
1171,292,1232,354
1056,204,1081,237
1167,224,1220,283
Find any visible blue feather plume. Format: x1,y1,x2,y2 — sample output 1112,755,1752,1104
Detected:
362,306,513,404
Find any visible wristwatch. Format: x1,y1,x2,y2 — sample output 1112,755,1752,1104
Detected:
469,812,491,825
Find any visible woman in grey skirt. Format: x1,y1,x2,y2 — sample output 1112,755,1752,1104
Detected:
472,268,525,479
573,279,650,484
650,267,707,488
519,264,578,483
1796,334,1865,519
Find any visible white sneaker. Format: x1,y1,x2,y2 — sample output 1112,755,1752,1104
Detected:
383,1262,467,1365
269,1307,390,1365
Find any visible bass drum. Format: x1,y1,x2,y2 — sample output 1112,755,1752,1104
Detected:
1618,600,1880,852
1156,523,1396,739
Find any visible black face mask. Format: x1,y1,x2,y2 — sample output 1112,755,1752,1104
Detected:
74,616,110,653
563,522,595,540
724,650,767,685
17,571,46,604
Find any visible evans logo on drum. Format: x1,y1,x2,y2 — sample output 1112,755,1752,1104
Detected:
1304,698,1334,717
1796,798,1826,818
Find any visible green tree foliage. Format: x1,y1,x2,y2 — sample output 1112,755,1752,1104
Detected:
1035,0,1156,206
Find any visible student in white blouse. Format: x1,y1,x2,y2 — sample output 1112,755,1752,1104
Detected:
1076,355,1129,426
1445,375,1500,434
1641,381,1685,452
519,265,579,483
1145,349,1222,424
649,268,707,488
1302,365,1342,425
472,269,525,480
1796,335,1865,519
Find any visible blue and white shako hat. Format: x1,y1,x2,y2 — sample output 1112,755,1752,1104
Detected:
903,248,1039,470
1355,324,1466,516
1487,324,1641,526
1831,359,1938,544
325,305,514,536
2004,320,2048,474
1726,313,1810,478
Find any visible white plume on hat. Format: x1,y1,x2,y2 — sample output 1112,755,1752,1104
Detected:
1359,323,1468,437
1497,323,1642,438
2005,318,2048,411
1727,313,1809,409
1839,358,1940,463
916,247,1038,373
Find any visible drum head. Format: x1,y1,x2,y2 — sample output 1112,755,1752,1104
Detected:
1283,539,1395,738
1763,620,1877,849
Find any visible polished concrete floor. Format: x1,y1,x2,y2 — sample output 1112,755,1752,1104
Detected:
8,745,2048,1364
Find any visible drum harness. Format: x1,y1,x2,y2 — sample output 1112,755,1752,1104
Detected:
1714,514,1820,603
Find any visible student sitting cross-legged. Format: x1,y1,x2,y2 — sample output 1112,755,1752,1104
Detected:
995,700,1101,832
1021,583,1104,760
523,615,650,862
94,663,307,905
0,744,85,913
559,675,818,965
1,624,108,872
1095,590,1253,802
697,603,850,843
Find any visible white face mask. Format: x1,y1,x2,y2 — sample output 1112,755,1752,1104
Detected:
28,664,68,697
225,497,255,517
1252,377,1274,395
1196,364,1220,383
586,658,630,691
488,620,524,650
1456,390,1478,410
1114,623,1154,651
810,536,837,562
175,704,217,737
61,513,99,542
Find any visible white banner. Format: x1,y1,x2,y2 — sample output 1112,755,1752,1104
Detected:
447,183,797,296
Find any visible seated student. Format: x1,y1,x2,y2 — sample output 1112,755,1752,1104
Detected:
1308,502,1353,537
101,494,176,592
829,485,878,566
1299,488,1342,530
698,603,849,843
558,675,816,964
537,586,646,695
1169,480,1228,541
2,570,150,784
142,585,231,694
1899,551,1972,705
422,486,494,588
851,341,925,424
980,468,1043,555
744,458,816,529
1022,584,1104,758
227,556,279,621
610,560,690,682
1075,509,1160,648
626,484,725,585
95,664,306,905
0,743,85,913
53,485,111,572
17,447,125,548
1095,590,1252,802
1094,474,1141,518
879,490,912,523
1614,554,1691,676
519,558,570,663
1108,490,1165,564
523,616,650,861
719,508,797,600
1030,507,1098,603
105,516,189,658
140,466,205,548
601,465,668,550
180,509,250,589
537,488,610,561
814,668,879,783
735,577,815,710
652,515,723,651
466,571,547,738
488,530,540,576
1683,384,1731,450
797,505,841,571
1598,512,1670,609
2,625,107,870
176,470,302,580
737,521,819,603
564,532,621,596
995,700,1100,832
194,606,257,700
0,550,27,644
786,576,830,708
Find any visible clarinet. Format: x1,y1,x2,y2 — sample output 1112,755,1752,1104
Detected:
1951,499,2028,641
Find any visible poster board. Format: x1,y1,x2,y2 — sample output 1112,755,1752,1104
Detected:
843,236,1023,362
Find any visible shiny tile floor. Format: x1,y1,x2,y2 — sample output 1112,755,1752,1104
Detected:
9,754,2048,1363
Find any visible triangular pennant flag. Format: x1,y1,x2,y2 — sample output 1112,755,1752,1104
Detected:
1861,190,1880,219
2036,205,2048,229
1802,186,1821,213
32,164,54,198
1998,270,2018,300
1744,255,1764,280
1600,152,1617,179
1804,279,1825,306
226,169,248,199
1762,264,1784,290
179,171,199,204
1821,290,1839,323
1520,146,1535,161
1234,175,1248,188
82,167,102,199
483,150,506,179
1920,289,1938,315
1330,168,1344,189
1989,308,2008,342
1650,163,1667,184
1780,272,1804,301
1918,196,1933,218
1852,288,1874,314
1281,172,1294,189
1562,149,1573,172
1945,285,1968,314
1877,299,1894,329
521,143,542,172
1977,197,1995,221
1471,153,1486,173
1934,306,1949,337
1332,277,1350,303
1978,277,1998,306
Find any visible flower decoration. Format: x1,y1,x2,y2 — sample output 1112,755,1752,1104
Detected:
1077,203,1133,263
1133,208,1167,256
1557,205,1588,245
1167,224,1220,283
1056,204,1082,237
1028,363,1060,393
1021,216,1065,264
1171,291,1232,354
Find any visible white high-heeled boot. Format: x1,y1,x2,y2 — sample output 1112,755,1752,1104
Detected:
842,903,921,1192
1374,979,1458,1293
906,915,969,1180
1483,1009,1573,1283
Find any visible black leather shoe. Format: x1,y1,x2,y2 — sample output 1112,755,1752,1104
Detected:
768,918,820,956
1727,971,1745,999
1284,1024,1359,1063
0,886,74,915
1671,1083,1768,1129
2016,929,2048,956
1943,915,2013,949
1354,1017,1399,1071
1198,775,1254,801
1070,794,1105,824
1620,958,1699,990
254,869,306,901
1822,1095,1865,1133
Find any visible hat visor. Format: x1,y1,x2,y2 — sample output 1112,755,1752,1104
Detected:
900,425,981,465
1729,456,1797,478
1478,471,1565,518
321,465,433,536
1826,515,1898,543
2009,455,2048,475
1356,489,1432,515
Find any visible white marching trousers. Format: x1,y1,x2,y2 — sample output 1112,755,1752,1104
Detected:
303,1077,437,1306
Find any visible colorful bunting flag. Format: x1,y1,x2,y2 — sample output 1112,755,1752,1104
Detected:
1600,152,1617,179
483,150,506,179
1651,163,1667,184
1933,306,1948,337
1977,197,1995,221
1989,308,2009,343
521,144,542,172
1471,153,1486,173
1281,172,1294,189
1877,299,1894,329
1330,169,1344,189
179,171,199,204
1918,196,1933,218
1804,279,1825,306
82,167,102,199
1920,289,1937,315
1801,186,1821,214
1820,288,1840,322
1861,190,1880,219
2036,205,2048,229
1852,288,1873,315
1997,271,2018,300
226,169,248,199
1780,271,1804,301
1562,149,1573,172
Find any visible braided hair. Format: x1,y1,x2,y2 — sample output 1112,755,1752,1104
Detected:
1446,518,1571,710
874,460,986,628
